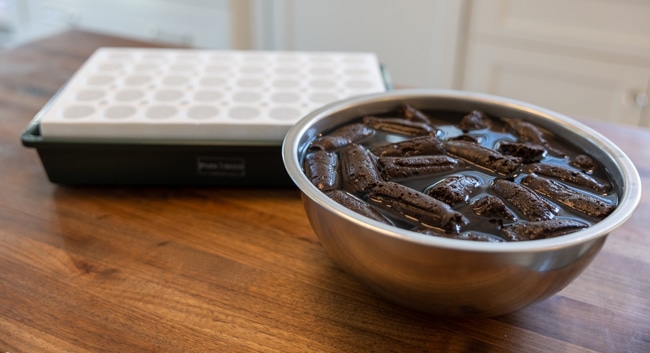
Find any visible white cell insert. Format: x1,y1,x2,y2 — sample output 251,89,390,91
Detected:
39,48,387,142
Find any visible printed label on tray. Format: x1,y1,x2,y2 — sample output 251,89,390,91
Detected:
197,157,246,177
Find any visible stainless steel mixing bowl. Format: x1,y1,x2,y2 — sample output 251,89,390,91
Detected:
282,89,641,316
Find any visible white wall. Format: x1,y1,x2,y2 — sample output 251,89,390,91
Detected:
251,0,465,89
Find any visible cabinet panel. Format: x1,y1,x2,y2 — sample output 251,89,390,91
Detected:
469,0,650,59
462,43,649,125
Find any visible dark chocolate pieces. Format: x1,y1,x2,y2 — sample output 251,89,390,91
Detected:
501,219,589,241
340,144,382,194
570,154,597,172
497,141,546,163
310,123,374,151
377,155,465,181
459,110,491,131
327,190,392,225
303,150,340,192
491,179,559,221
400,104,435,125
363,116,438,137
472,195,516,222
444,140,522,175
427,175,480,206
521,174,615,219
304,104,618,242
370,136,446,157
505,119,564,156
524,163,611,193
367,181,467,233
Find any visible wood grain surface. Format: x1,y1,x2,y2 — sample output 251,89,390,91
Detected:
1,30,649,353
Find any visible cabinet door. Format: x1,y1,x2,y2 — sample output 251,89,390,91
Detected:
469,0,650,59
462,43,650,125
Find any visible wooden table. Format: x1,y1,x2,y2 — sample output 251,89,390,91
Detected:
1,30,649,353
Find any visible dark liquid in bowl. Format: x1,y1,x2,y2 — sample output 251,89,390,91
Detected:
303,107,618,242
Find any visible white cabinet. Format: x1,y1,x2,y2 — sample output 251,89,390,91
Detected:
461,0,650,125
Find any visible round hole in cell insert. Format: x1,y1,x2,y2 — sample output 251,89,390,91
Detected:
170,64,194,72
239,66,266,75
76,89,105,102
187,105,220,120
346,79,375,90
309,79,337,89
132,63,158,72
62,105,95,119
228,106,260,120
124,75,153,86
236,78,265,88
194,90,223,102
87,75,114,86
309,66,335,76
269,106,303,121
205,64,231,74
104,105,136,119
162,75,190,86
308,55,334,63
114,89,145,102
154,89,184,102
199,76,228,87
271,92,300,104
274,66,301,75
309,92,340,104
146,105,177,119
272,79,300,89
233,91,262,103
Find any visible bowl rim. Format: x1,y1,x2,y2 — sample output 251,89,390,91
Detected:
282,89,642,253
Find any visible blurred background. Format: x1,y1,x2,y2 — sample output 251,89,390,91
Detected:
1,0,648,126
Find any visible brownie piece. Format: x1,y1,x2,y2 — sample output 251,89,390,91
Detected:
497,140,546,163
427,175,480,206
377,155,465,181
366,181,467,232
363,116,438,136
327,190,392,225
340,144,382,194
491,179,559,221
459,110,491,131
570,154,597,172
400,104,435,125
370,136,446,157
472,195,516,222
310,123,374,151
504,119,564,156
501,219,589,241
524,163,611,193
521,174,616,219
444,140,522,175
303,150,340,192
